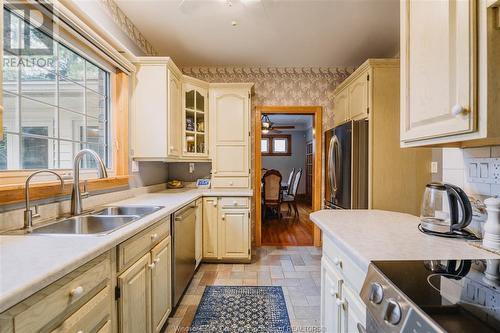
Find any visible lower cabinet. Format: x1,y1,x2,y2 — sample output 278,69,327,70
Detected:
202,197,251,261
321,256,366,333
195,198,203,267
117,220,172,333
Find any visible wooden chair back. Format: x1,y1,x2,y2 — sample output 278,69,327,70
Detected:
263,169,282,203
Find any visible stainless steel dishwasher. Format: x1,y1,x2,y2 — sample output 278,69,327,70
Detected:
172,203,196,307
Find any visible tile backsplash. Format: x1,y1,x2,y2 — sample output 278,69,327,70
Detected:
442,146,500,198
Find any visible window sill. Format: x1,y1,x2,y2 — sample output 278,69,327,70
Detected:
0,176,130,206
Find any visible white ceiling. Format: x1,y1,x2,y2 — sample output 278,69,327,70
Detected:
116,0,400,67
267,114,313,131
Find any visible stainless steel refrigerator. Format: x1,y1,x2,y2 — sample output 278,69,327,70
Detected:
324,120,369,209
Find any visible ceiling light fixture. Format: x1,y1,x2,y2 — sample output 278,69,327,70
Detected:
261,114,272,134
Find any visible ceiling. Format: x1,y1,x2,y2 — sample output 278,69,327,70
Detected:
116,0,400,67
267,114,313,131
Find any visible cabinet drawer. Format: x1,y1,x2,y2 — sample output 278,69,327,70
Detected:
118,217,170,272
212,177,249,188
2,253,111,333
51,286,111,333
220,197,249,208
323,236,365,293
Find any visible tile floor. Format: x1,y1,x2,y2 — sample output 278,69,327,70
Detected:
166,246,322,333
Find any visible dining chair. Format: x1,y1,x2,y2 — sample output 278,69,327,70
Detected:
281,168,295,196
283,168,303,219
262,169,283,221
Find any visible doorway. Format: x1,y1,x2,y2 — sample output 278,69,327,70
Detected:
255,106,322,247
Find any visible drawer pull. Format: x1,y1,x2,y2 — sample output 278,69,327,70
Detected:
151,233,158,241
229,181,234,186
153,258,160,264
451,104,466,116
221,214,226,220
332,257,342,266
335,298,346,307
70,286,84,299
148,263,156,269
233,201,238,206
329,288,335,296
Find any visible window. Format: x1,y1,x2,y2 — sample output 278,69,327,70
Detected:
262,135,291,156
1,7,110,170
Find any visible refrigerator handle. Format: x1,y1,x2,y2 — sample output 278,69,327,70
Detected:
329,135,341,196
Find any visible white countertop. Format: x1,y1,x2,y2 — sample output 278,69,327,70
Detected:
0,188,252,313
310,209,500,272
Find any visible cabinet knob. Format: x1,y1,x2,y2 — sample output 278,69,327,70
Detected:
154,258,160,264
335,298,346,307
148,263,156,269
229,181,234,186
233,201,238,206
451,104,466,116
70,286,84,299
170,146,174,150
221,214,226,220
332,257,342,266
151,233,158,241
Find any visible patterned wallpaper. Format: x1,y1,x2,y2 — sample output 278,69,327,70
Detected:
182,66,354,130
99,0,158,56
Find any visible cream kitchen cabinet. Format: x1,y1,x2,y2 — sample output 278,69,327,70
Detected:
333,87,349,127
132,57,183,161
202,197,251,262
183,77,209,159
209,83,253,189
0,252,113,333
321,257,343,333
400,0,500,147
117,218,172,333
195,198,203,267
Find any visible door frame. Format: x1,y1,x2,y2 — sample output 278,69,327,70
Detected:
255,106,323,247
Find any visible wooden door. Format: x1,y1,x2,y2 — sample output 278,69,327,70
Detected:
305,141,313,205
220,208,250,259
321,257,343,333
348,71,369,120
151,237,172,333
340,283,366,333
400,0,477,143
211,89,249,177
168,71,182,157
333,88,349,127
118,252,152,333
202,197,219,259
195,198,203,266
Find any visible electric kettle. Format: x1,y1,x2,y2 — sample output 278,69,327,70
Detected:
420,182,475,238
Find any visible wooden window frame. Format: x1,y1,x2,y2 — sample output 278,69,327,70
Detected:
262,134,292,156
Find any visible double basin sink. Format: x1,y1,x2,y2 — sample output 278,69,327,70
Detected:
29,206,163,235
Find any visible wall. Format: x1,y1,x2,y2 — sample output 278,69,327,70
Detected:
441,146,500,198
168,162,212,183
262,131,307,194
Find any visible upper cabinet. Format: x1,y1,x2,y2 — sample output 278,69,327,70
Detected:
400,0,500,147
209,83,253,188
132,57,183,161
182,77,209,158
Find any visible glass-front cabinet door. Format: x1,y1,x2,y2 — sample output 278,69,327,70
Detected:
183,83,208,157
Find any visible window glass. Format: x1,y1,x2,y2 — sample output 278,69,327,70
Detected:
261,138,269,153
273,138,287,153
1,7,110,170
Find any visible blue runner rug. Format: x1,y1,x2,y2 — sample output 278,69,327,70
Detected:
189,286,292,333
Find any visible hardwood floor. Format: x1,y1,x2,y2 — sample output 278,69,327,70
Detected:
262,200,315,246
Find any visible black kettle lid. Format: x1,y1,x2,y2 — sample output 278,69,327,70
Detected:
426,182,447,190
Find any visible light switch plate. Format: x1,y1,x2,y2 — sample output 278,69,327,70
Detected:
131,160,139,172
466,158,500,184
431,162,438,174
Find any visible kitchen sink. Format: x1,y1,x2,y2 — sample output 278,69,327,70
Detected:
31,215,138,235
94,205,163,216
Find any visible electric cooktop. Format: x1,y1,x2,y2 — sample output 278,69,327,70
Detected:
360,259,500,333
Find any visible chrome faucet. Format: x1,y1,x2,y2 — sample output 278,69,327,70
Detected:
24,170,64,232
70,149,108,215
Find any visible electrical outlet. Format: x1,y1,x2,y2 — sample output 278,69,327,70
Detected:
491,158,500,184
189,163,195,174
131,160,139,172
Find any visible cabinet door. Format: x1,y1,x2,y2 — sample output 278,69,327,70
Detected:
220,208,250,259
333,88,349,127
210,89,249,177
118,253,152,333
321,257,343,333
151,237,172,333
203,197,219,259
339,283,366,333
349,72,369,120
183,84,208,157
168,71,182,157
400,0,476,143
195,199,203,266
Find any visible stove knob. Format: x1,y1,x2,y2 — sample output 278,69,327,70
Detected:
384,299,402,325
368,282,384,304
